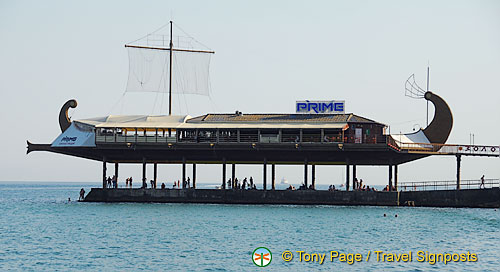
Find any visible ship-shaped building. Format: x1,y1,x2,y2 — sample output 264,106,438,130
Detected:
27,22,499,207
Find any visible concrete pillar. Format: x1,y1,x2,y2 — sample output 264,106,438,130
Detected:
346,163,350,191
182,157,186,189
304,158,308,188
353,165,357,190
456,155,461,190
271,164,276,190
232,163,236,189
102,157,107,189
222,158,226,190
394,165,398,191
312,164,316,190
263,158,267,190
153,163,157,189
193,163,197,189
142,157,146,186
115,162,119,188
388,163,393,191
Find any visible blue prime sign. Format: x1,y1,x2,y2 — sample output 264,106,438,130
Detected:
296,100,345,114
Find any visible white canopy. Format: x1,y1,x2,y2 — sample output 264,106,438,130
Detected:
391,130,431,145
76,115,191,129
76,115,348,129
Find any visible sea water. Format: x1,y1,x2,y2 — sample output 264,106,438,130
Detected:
0,182,498,271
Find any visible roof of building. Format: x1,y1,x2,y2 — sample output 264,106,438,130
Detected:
187,113,384,125
75,113,384,129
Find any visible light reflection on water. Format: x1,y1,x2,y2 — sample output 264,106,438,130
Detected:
0,183,498,271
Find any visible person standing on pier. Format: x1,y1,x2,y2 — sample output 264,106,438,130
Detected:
480,175,485,189
79,188,85,201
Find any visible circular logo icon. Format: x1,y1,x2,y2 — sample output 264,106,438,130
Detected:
252,247,272,267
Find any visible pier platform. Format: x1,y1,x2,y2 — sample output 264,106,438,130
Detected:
84,188,500,208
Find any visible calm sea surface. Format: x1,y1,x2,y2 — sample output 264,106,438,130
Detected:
0,182,498,271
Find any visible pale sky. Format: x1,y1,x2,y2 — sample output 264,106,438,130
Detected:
0,0,499,185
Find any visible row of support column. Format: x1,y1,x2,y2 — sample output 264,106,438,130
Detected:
319,157,459,191
102,156,400,192
101,159,393,192
101,158,197,189
344,163,398,191
221,158,279,190
388,163,398,191
102,156,463,191
302,159,316,189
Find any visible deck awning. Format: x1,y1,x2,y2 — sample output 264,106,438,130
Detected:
76,115,191,129
76,115,349,130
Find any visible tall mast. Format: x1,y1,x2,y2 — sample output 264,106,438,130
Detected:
169,21,173,116
426,65,430,126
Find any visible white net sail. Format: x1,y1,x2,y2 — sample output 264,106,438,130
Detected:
125,23,213,96
125,47,212,95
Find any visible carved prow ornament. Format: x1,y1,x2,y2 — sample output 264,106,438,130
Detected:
59,99,78,132
422,92,453,144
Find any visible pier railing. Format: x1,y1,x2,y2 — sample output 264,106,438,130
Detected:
399,179,500,191
392,139,500,157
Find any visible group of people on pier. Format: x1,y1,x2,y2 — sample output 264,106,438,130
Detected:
226,177,257,190
328,185,337,191
125,177,133,188
172,178,194,189
103,174,403,193
382,185,395,191
106,175,118,188
297,183,314,190
353,178,378,191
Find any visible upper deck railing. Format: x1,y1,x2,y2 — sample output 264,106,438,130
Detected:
394,140,500,157
95,128,389,145
94,129,499,157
